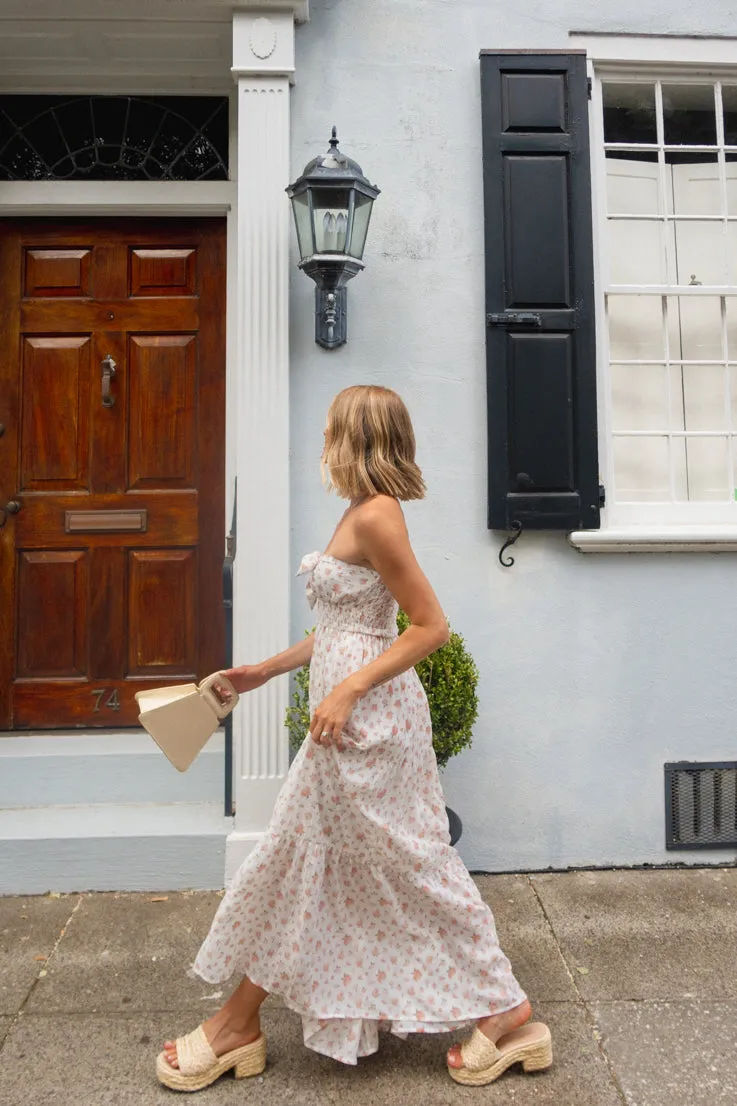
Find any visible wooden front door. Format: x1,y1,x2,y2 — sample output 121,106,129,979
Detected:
0,218,226,729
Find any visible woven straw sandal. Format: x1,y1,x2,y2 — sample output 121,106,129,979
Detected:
448,1022,552,1086
155,1026,266,1092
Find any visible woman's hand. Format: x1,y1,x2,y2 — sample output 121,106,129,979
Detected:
212,664,269,705
310,677,360,750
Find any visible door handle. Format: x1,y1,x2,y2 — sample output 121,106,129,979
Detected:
0,500,20,527
101,355,117,408
487,312,542,327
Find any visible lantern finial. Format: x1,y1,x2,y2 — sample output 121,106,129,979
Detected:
329,126,339,149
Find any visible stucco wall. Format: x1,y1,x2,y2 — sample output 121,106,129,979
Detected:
288,0,737,871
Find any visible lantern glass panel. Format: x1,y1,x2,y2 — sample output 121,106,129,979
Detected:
312,187,350,253
291,191,314,260
348,192,374,259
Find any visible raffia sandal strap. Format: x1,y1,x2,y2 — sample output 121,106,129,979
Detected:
175,1025,217,1076
460,1027,502,1073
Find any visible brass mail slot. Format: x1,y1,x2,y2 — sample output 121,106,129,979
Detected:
65,509,148,533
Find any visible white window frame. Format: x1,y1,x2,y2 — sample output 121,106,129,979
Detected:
569,35,737,551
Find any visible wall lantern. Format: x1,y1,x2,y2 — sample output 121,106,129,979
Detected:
286,127,380,350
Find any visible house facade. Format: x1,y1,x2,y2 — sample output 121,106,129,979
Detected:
1,0,736,894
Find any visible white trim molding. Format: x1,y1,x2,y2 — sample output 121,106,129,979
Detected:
570,526,737,553
569,33,737,71
225,8,294,880
0,181,235,217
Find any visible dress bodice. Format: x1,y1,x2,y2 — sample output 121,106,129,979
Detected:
298,552,398,639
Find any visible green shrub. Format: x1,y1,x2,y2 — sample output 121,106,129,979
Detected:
285,615,479,768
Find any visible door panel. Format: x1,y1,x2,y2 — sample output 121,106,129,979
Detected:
0,218,225,730
128,335,197,489
130,248,197,296
20,337,92,491
25,248,92,298
16,551,89,677
128,548,197,677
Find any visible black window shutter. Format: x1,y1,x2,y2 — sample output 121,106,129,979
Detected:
481,52,600,532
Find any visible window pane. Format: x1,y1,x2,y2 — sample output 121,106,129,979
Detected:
730,367,737,423
672,221,727,285
662,84,717,146
726,155,737,216
612,364,668,431
613,436,671,501
312,187,350,253
291,192,313,260
722,85,737,145
608,295,664,360
609,219,665,284
603,83,657,144
671,365,727,430
726,300,737,360
668,155,721,216
347,193,373,259
726,221,737,286
669,296,724,360
606,153,661,215
683,437,729,500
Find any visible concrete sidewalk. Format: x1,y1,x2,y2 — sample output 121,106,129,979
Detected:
1,868,735,1106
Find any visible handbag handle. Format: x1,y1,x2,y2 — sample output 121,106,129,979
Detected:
198,672,239,720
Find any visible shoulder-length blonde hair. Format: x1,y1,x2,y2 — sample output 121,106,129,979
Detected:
322,385,426,501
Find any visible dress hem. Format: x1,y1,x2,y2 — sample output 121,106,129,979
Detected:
191,959,527,1036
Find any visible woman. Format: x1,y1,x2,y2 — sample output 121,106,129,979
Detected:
156,385,551,1091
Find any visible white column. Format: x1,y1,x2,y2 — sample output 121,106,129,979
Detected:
226,10,296,879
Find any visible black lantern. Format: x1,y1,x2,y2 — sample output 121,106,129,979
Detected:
287,127,380,349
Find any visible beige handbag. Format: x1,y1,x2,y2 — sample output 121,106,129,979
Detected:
134,672,239,772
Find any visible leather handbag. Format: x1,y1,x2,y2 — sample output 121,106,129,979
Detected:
134,672,239,772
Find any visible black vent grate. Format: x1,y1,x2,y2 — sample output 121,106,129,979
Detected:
665,761,737,849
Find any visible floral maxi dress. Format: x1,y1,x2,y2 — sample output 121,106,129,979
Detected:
193,552,526,1065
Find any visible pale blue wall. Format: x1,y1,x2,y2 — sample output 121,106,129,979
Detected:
288,0,737,870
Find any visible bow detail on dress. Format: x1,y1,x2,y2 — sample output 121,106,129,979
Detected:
297,551,321,609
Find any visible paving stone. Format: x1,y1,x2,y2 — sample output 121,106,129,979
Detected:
475,875,577,1002
0,1016,12,1049
594,1000,737,1105
25,891,233,1015
0,894,79,1015
0,1001,621,1106
531,868,737,1000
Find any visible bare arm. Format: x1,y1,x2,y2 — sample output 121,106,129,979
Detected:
309,497,449,745
219,633,314,696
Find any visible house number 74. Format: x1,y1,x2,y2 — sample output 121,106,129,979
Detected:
90,688,122,712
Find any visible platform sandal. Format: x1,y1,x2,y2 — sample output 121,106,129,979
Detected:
447,1021,552,1086
155,1025,266,1092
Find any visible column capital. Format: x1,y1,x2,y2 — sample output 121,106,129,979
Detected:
232,9,296,83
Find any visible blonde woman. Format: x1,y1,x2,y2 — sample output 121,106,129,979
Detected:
156,385,551,1090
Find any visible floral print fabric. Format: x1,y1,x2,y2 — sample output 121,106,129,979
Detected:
193,552,526,1065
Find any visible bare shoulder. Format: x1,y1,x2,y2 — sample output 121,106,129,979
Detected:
355,495,406,535
354,496,411,563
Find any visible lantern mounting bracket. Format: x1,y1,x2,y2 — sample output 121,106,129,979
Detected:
315,287,347,350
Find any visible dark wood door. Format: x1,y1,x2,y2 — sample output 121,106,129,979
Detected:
0,218,226,729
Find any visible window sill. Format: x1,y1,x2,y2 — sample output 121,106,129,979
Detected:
569,526,737,554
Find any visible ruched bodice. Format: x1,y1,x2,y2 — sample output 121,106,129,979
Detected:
298,552,399,640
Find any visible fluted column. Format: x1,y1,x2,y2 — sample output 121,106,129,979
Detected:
226,10,295,878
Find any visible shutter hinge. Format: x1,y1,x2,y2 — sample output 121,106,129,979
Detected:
599,483,606,508
587,77,592,100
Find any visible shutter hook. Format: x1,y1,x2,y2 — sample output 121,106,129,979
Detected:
499,521,523,568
